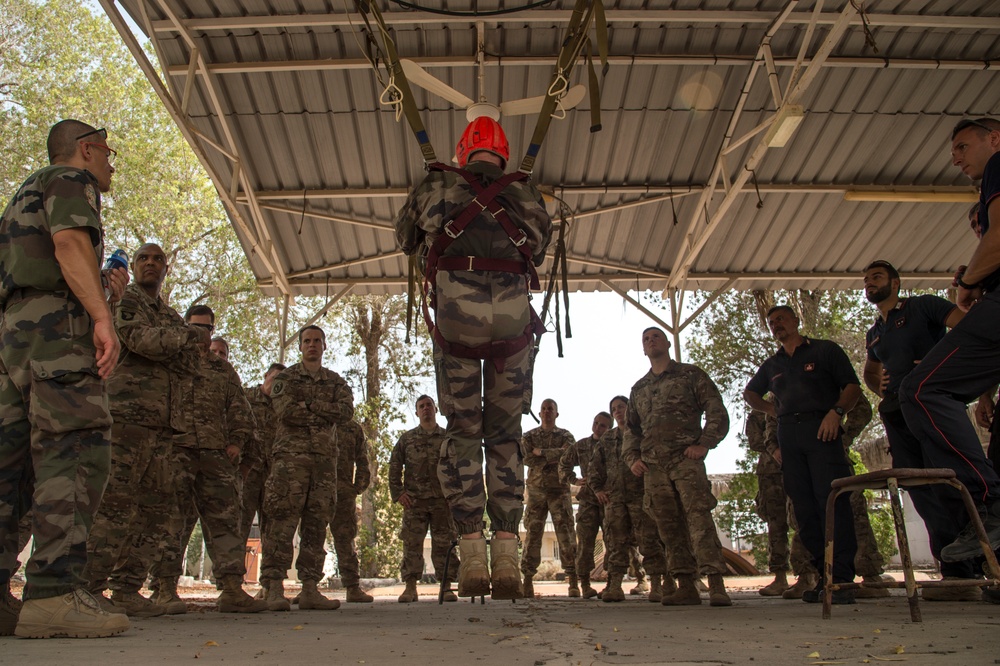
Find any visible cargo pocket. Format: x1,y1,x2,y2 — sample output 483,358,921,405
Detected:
29,353,111,434
437,436,461,504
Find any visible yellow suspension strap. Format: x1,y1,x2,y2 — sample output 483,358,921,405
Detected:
519,0,609,174
353,0,437,165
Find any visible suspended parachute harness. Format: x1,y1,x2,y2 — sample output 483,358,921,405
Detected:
352,1,608,361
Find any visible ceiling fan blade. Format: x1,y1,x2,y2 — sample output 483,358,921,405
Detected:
499,85,587,116
400,59,475,109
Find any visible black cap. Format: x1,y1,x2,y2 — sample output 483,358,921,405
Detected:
864,260,899,280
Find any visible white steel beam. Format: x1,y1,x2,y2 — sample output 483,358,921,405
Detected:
286,251,405,280
667,1,857,290
280,285,354,350
148,10,1000,33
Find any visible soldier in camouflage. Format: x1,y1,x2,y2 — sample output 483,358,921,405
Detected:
624,328,733,607
390,396,460,603
559,411,612,599
590,396,669,603
0,119,130,638
239,362,285,563
260,325,353,612
395,118,551,600
129,304,266,614
82,243,204,618
329,418,372,603
747,407,815,598
521,399,578,597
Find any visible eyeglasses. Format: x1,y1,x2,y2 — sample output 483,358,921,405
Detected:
190,322,215,332
75,127,118,166
954,118,999,135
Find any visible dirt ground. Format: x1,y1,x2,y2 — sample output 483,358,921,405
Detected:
4,575,1000,665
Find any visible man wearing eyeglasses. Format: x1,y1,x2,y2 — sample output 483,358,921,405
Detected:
897,118,1000,567
82,243,207,618
0,119,129,638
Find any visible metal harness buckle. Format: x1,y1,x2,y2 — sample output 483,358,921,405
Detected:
468,256,475,271
444,221,463,239
512,229,528,247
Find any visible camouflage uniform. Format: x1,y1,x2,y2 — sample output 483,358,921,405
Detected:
0,166,113,600
83,283,201,594
559,435,606,578
747,409,812,574
133,352,255,584
589,427,666,577
623,362,730,577
240,385,278,547
390,424,459,582
260,363,353,584
330,419,371,588
520,426,577,577
395,162,551,535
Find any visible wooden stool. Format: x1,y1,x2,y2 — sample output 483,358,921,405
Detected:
823,468,1000,621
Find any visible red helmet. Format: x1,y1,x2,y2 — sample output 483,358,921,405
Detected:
456,117,509,168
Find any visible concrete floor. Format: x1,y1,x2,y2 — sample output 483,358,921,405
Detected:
4,577,1000,665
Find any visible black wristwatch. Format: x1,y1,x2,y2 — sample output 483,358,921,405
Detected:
956,275,980,290
832,406,845,417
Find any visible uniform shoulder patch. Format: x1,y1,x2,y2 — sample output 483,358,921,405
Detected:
271,380,285,396
85,184,98,212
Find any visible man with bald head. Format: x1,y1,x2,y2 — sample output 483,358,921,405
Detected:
1,119,129,637
83,242,208,617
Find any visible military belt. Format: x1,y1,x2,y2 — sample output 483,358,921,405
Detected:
776,410,829,424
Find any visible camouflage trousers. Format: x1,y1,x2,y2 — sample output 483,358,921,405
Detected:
261,452,336,583
330,488,361,588
521,487,577,577
399,497,459,582
147,497,198,585
574,499,605,578
643,459,727,576
83,423,178,593
605,496,666,577
759,456,883,577
0,293,112,600
139,447,246,581
239,461,270,550
434,271,529,535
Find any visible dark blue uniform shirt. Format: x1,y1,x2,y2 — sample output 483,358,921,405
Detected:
865,295,956,394
978,151,1000,292
746,337,860,417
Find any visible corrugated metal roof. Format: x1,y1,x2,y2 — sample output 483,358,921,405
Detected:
103,0,1000,300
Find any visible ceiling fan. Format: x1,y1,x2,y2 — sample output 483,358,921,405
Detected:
400,22,586,123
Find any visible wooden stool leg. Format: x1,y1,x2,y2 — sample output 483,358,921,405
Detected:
888,478,920,622
823,487,840,620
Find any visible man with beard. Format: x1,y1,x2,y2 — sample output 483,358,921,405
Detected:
862,259,982,599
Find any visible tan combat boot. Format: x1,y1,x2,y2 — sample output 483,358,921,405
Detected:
567,574,581,598
441,586,458,602
151,577,188,615
345,585,374,603
782,572,818,600
522,574,535,599
490,538,522,600
708,573,732,607
15,589,130,639
1,581,18,636
397,579,419,603
298,579,340,610
601,573,625,603
264,579,291,612
647,574,664,603
457,538,491,598
629,574,649,595
109,590,166,618
218,575,269,613
580,576,598,599
855,574,891,598
661,574,702,606
759,571,789,597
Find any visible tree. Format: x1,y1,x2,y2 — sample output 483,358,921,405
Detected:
326,295,433,578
